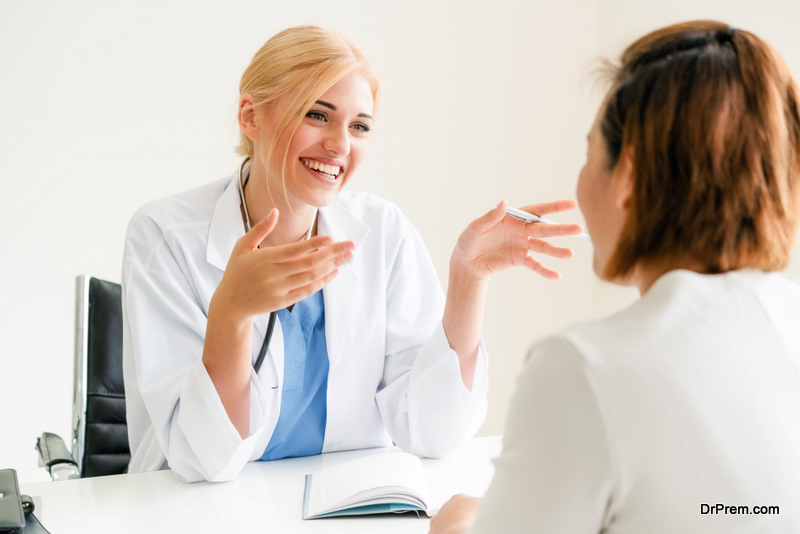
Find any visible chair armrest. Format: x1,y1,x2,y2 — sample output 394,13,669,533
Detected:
36,432,79,481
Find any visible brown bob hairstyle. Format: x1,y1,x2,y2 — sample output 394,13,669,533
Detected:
600,20,800,278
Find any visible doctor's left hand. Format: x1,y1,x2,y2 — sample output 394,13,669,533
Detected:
452,199,582,281
442,199,582,386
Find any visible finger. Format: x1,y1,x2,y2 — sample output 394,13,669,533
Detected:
271,249,353,294
240,208,279,251
527,237,574,258
524,253,562,280
277,241,356,276
518,199,578,216
526,222,584,239
470,200,508,234
267,235,338,260
283,267,341,304
285,249,354,288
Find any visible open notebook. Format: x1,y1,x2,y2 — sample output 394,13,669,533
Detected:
302,451,432,519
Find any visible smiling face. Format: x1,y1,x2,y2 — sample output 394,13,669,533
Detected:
258,71,374,209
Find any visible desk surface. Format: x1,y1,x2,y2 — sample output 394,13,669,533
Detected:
21,436,501,533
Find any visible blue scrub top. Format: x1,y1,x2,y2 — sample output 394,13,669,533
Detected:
260,290,329,461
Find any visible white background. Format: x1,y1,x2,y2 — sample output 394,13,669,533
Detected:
2,0,799,483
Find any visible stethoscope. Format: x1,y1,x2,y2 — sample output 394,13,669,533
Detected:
236,157,317,374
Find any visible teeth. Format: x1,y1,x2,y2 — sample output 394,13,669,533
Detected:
303,159,340,177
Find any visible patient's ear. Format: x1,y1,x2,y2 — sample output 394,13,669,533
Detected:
614,147,634,210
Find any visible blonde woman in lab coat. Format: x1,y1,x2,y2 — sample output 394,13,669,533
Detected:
121,26,582,482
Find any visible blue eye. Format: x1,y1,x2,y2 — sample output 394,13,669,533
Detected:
306,111,326,121
351,123,371,133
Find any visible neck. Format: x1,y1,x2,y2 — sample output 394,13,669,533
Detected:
243,159,317,247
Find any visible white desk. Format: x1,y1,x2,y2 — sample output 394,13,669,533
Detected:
20,436,501,533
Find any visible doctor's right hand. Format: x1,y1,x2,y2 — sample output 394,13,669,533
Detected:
210,208,355,325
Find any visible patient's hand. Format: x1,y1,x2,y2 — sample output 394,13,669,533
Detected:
429,494,481,534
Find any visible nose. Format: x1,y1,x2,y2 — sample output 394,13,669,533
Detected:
322,124,350,156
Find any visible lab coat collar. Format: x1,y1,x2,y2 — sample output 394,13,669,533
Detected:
206,175,245,272
317,197,371,248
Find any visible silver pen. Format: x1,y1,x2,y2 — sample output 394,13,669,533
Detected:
506,206,591,240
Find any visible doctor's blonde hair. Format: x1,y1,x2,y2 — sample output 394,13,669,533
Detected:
236,26,380,188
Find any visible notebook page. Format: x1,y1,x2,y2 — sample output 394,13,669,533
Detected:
313,452,429,513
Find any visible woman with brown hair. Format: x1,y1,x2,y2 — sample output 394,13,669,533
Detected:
431,20,800,533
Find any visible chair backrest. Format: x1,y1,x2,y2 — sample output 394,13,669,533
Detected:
72,275,130,477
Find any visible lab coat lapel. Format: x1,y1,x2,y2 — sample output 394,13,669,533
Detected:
318,200,370,370
206,175,245,272
262,314,284,390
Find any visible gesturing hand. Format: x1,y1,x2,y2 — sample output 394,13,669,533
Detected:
452,199,583,281
211,208,355,324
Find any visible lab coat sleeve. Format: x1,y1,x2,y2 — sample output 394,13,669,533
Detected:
468,336,613,533
122,216,271,482
375,215,489,458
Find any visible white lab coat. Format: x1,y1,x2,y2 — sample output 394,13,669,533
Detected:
121,175,488,482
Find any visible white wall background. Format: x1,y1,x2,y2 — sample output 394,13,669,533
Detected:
1,0,798,483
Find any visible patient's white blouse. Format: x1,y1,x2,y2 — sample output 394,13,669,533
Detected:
470,269,800,533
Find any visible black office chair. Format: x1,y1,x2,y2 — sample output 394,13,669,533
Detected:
36,275,130,479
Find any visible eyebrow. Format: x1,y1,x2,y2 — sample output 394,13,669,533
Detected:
315,100,373,120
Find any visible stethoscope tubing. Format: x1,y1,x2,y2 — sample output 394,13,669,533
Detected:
254,313,276,375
